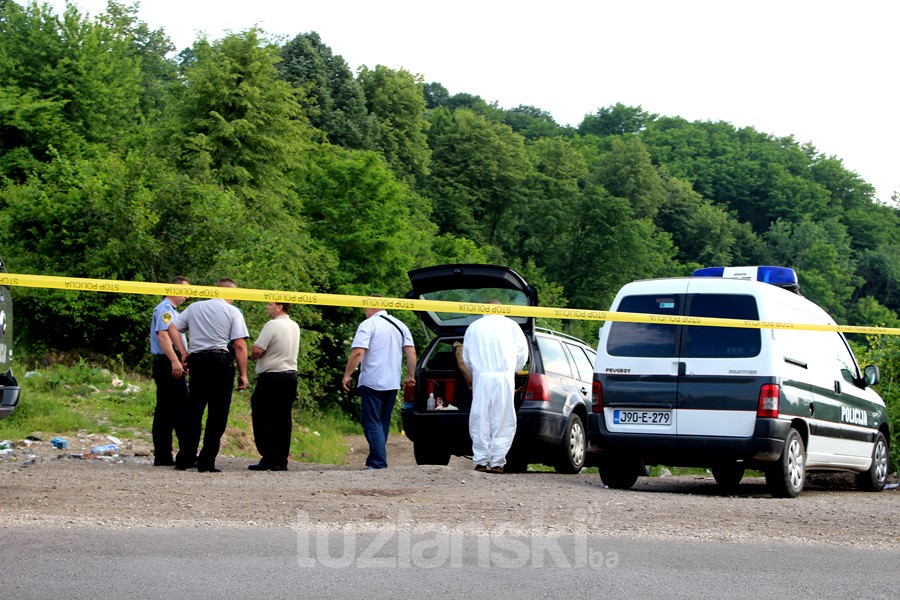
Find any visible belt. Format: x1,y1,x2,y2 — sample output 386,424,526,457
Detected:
190,349,229,355
259,370,297,375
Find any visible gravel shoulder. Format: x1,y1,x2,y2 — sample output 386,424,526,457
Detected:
1,433,898,549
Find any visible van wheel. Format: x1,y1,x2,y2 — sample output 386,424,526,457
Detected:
765,428,805,498
554,414,586,474
598,459,640,490
856,432,889,492
413,442,450,466
712,463,745,492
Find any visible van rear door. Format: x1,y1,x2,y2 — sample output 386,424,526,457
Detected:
599,281,689,435
676,278,766,437
599,279,766,438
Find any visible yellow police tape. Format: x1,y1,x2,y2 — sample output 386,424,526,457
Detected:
2,273,899,336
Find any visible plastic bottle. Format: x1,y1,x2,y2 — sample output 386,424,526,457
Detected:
90,444,118,456
426,392,436,411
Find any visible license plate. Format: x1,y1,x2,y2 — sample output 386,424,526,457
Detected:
613,409,671,425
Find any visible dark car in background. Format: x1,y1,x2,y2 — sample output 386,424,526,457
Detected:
400,264,596,473
0,256,20,420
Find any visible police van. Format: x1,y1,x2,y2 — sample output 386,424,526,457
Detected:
587,266,890,497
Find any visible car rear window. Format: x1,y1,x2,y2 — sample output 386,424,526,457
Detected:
607,293,760,358
607,295,680,357
682,294,760,358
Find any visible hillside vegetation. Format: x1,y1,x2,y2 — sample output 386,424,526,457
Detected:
1,2,898,464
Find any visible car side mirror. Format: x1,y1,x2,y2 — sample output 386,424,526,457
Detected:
863,364,880,387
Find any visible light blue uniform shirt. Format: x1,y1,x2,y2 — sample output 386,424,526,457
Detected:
150,298,187,356
351,310,414,391
171,298,249,353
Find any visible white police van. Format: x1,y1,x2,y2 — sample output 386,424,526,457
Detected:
587,266,890,497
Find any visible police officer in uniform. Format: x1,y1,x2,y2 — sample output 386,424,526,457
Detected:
149,276,190,466
168,278,250,472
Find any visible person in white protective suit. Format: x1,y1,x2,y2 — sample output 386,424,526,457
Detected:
462,302,529,474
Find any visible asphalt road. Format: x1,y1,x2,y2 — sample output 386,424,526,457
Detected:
1,525,894,599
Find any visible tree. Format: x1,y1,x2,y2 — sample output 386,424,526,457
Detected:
764,218,858,321
357,65,430,182
172,30,315,187
295,145,435,295
501,136,588,260
502,105,562,140
0,0,163,177
655,177,745,267
425,107,530,246
593,137,666,220
280,32,375,150
579,103,657,137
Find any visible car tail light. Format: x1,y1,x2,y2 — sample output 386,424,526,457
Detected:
757,384,780,418
591,380,603,413
524,373,550,402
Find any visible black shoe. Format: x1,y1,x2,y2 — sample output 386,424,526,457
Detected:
154,458,176,467
197,466,222,473
248,463,270,471
269,464,288,472
175,458,198,470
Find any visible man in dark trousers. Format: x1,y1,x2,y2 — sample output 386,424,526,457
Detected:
168,278,249,472
342,300,416,469
149,276,190,466
248,302,300,471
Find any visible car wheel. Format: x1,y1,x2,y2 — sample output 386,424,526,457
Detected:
765,428,805,498
554,414,586,474
598,459,640,490
856,432,889,492
413,442,450,466
712,462,745,493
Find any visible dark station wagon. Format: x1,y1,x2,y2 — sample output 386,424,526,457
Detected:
400,264,597,473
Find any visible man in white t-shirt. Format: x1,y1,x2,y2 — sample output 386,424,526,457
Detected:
248,302,301,471
342,302,416,469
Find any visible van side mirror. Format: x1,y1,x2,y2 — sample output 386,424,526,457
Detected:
863,364,880,387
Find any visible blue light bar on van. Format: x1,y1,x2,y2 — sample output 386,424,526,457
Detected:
692,266,800,291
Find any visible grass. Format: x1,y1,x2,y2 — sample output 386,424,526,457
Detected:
0,359,359,465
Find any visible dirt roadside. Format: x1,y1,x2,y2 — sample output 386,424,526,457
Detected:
0,433,898,549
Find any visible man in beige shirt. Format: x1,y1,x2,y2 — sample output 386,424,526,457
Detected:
248,302,301,471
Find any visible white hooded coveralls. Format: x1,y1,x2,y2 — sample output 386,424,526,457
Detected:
462,314,529,468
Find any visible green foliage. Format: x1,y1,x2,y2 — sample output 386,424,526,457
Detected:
280,32,376,150
593,136,667,220
426,107,530,246
578,103,657,137
0,360,156,439
764,218,858,321
851,336,900,472
357,64,431,182
296,145,434,294
501,105,563,140
0,10,896,423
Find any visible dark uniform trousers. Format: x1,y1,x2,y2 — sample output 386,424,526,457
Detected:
250,371,298,468
176,351,234,470
151,353,188,464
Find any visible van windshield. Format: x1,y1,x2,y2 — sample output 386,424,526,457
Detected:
607,294,761,358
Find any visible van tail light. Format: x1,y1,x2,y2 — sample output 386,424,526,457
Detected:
757,384,780,418
524,373,550,402
591,380,603,413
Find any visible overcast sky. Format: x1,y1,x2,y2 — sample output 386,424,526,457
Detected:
37,0,899,203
